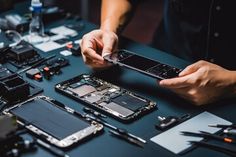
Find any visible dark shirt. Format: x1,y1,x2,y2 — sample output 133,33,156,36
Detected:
151,0,235,70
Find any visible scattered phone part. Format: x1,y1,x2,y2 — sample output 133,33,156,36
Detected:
0,30,23,63
0,66,43,107
41,57,69,80
66,43,81,56
6,41,42,68
0,115,37,156
156,114,191,130
26,68,42,81
0,73,30,103
83,107,107,119
5,13,29,32
55,74,157,122
3,96,103,148
45,57,69,68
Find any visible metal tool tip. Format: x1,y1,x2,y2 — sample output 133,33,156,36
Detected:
223,129,229,133
180,131,187,134
188,141,197,144
208,124,216,127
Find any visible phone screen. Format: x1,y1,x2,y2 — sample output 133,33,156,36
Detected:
105,50,182,79
10,98,90,140
119,55,158,71
110,50,159,71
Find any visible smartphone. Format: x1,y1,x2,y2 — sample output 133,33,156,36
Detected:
3,96,103,148
103,49,182,80
55,74,157,122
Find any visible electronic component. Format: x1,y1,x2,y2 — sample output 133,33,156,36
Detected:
71,43,81,56
6,41,42,68
0,115,67,157
66,43,81,56
41,57,69,80
42,63,61,80
0,115,36,157
26,68,42,81
104,49,182,80
7,43,36,62
0,67,43,108
0,30,23,63
55,74,157,122
0,73,30,103
155,114,191,130
3,96,103,148
83,107,107,118
16,54,56,74
5,14,29,32
45,57,69,67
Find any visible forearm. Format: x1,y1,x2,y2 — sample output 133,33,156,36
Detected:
101,0,133,34
230,71,236,96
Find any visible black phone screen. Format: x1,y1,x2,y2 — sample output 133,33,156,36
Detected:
111,50,159,71
105,50,182,79
10,98,90,140
119,54,158,71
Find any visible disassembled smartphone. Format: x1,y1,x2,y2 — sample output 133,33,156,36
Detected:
103,49,182,80
3,96,103,148
55,74,157,122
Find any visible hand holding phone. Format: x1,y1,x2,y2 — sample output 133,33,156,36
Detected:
81,29,118,69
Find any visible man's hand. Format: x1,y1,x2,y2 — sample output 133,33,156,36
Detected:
81,0,132,69
159,60,236,106
81,29,118,69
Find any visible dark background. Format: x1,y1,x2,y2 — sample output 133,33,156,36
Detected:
0,0,163,44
